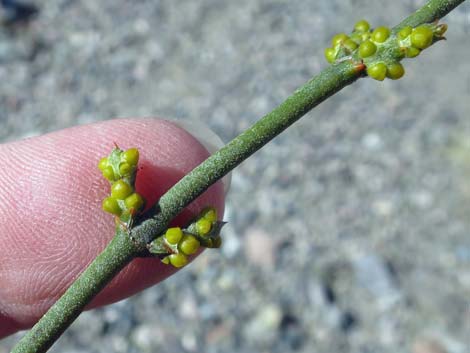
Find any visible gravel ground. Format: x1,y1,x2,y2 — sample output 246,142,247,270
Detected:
1,1,470,352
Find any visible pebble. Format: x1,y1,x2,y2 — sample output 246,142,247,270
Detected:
361,132,383,151
132,325,163,351
243,228,277,269
243,304,283,344
205,323,232,345
412,338,448,353
353,254,402,310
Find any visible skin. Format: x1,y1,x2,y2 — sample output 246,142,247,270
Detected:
0,119,225,339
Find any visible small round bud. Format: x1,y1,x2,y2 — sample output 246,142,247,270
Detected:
386,62,405,80
360,32,371,41
350,33,363,44
169,253,188,268
410,25,434,49
371,26,390,43
102,197,122,216
179,235,200,255
397,26,413,40
367,62,387,81
124,193,144,212
358,40,377,58
98,157,108,172
111,180,133,200
354,20,370,33
102,166,116,181
405,47,420,58
165,227,183,245
202,207,217,223
324,47,336,64
331,33,349,46
119,162,135,176
343,38,358,52
122,148,139,166
196,218,212,236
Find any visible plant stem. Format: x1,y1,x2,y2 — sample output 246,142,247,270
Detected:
11,229,140,353
11,1,466,352
132,61,361,245
395,0,466,31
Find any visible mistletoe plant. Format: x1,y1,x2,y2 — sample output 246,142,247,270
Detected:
11,1,467,352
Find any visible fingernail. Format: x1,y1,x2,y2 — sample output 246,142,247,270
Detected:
173,119,232,195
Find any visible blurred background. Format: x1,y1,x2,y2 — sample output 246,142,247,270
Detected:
1,0,469,352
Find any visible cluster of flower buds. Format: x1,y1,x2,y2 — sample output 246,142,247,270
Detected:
324,19,447,81
397,23,447,57
98,147,145,219
149,207,223,268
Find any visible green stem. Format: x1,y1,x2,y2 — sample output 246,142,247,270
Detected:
132,61,361,244
11,230,140,353
11,1,466,352
395,0,466,31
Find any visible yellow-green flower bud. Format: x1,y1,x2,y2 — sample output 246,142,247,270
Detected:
196,218,212,236
324,47,336,64
202,207,217,223
397,26,413,40
410,25,434,49
371,26,390,43
358,40,377,58
102,197,122,216
169,253,188,268
331,33,349,46
354,20,370,33
98,157,108,172
111,180,133,200
102,166,116,181
179,235,200,255
165,227,184,245
124,193,144,212
386,62,405,80
405,47,420,58
122,148,139,167
343,38,358,52
367,62,387,81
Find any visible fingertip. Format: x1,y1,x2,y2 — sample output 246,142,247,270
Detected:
0,118,225,332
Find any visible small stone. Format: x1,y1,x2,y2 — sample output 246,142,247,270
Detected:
362,132,383,150
372,199,394,217
353,254,401,309
134,18,150,34
206,323,232,345
410,190,434,209
243,304,283,344
181,332,198,352
216,272,235,290
412,338,448,353
179,295,199,320
132,324,164,350
244,228,277,269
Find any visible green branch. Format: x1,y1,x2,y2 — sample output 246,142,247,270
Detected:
132,60,361,245
396,0,465,30
11,0,466,352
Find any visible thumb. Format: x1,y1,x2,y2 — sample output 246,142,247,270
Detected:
0,118,225,338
